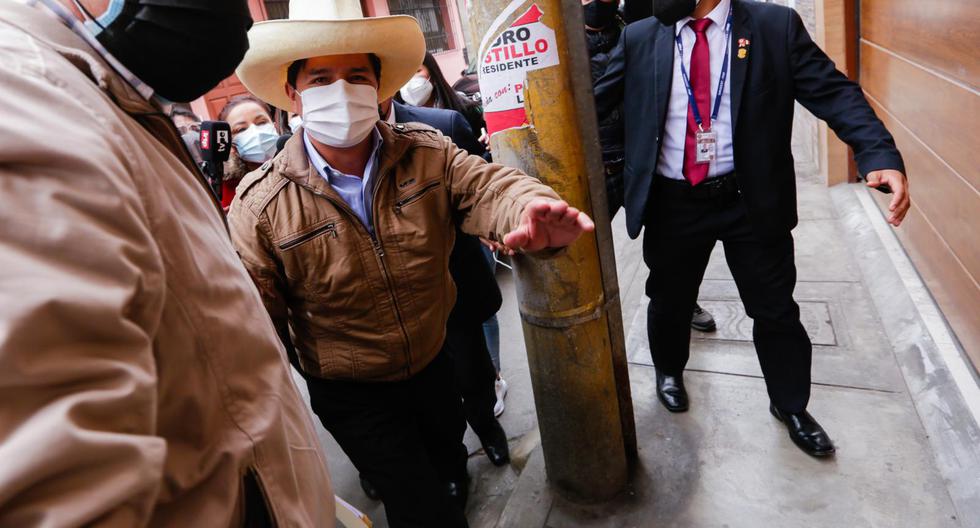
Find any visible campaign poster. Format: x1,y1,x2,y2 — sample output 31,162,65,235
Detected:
478,3,560,136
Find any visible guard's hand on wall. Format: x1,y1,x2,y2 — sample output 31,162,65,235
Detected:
867,169,910,227
504,199,595,252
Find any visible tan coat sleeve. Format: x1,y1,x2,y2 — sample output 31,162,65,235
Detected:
442,139,562,243
0,36,165,527
227,190,298,368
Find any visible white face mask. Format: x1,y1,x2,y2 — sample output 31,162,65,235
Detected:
288,115,303,134
301,81,379,148
399,74,434,107
233,123,278,163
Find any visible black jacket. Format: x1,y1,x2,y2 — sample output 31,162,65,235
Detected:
394,102,501,325
594,0,904,239
587,23,626,216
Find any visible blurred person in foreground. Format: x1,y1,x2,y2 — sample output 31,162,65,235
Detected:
0,0,334,526
219,94,280,208
228,3,592,526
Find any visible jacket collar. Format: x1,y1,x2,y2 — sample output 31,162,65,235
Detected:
33,0,154,100
277,122,414,197
9,1,158,117
3,0,214,212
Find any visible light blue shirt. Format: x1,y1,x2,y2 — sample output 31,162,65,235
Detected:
658,0,736,180
303,129,384,235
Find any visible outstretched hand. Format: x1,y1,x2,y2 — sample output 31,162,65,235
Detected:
502,199,595,253
866,169,910,227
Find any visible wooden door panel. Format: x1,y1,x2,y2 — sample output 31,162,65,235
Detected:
862,0,980,88
868,98,980,278
872,195,980,370
860,42,980,190
860,0,980,366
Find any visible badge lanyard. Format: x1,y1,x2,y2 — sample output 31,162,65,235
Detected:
676,6,733,132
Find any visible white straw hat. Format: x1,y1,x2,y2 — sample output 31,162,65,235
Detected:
236,0,425,110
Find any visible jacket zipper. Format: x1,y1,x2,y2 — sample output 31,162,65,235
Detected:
371,169,413,378
304,175,413,377
368,233,411,377
277,222,337,251
393,180,441,215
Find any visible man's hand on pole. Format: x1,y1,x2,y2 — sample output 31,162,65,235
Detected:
503,199,595,253
866,169,910,227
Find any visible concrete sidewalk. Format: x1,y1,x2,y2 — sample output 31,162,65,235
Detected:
300,164,980,527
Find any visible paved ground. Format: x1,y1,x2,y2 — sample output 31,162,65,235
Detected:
295,163,980,527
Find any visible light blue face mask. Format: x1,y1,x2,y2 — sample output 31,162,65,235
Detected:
77,0,124,35
233,123,278,163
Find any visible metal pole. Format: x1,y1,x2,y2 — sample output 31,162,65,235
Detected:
469,0,636,502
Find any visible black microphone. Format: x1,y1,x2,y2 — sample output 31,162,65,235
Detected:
199,121,232,203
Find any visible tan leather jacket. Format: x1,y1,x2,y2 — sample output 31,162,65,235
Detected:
0,3,333,526
229,125,560,382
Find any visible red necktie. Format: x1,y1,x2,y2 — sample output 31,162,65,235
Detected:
683,18,713,186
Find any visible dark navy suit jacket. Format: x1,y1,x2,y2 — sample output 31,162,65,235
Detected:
392,101,500,325
594,0,904,239
393,101,487,158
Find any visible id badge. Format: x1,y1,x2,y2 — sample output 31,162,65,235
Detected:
695,129,717,164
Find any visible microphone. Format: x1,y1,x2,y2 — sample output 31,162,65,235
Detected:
199,121,232,203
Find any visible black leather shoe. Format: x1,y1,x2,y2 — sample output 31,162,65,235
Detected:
770,404,836,457
446,478,469,509
359,474,380,501
478,419,511,467
655,371,689,412
691,303,717,332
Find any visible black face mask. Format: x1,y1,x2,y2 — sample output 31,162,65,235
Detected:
584,1,618,29
80,0,253,102
653,0,699,26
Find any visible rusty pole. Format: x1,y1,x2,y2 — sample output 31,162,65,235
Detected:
469,0,636,502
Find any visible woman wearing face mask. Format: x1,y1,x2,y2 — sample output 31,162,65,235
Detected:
397,51,485,141
218,94,279,208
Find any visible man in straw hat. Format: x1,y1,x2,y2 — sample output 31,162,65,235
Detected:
229,1,594,526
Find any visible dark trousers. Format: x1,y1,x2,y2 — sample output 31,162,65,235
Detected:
305,351,469,528
643,176,812,413
445,321,498,438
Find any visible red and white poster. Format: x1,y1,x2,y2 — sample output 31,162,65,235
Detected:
478,3,560,136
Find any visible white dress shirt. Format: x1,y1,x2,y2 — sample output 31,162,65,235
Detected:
658,0,736,180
